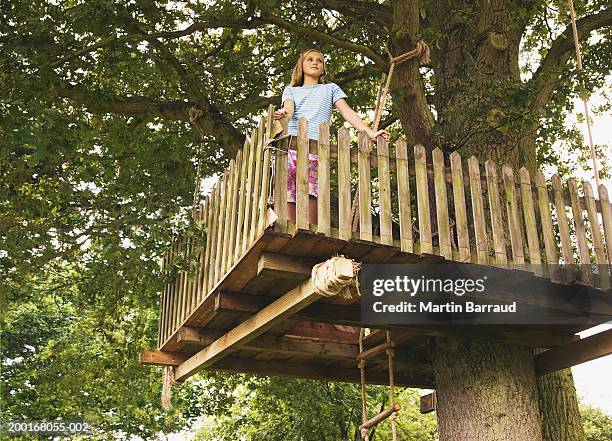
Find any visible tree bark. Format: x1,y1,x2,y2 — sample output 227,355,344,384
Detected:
433,337,543,441
537,368,586,441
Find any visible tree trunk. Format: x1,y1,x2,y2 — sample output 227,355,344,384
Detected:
433,337,543,441
537,368,586,441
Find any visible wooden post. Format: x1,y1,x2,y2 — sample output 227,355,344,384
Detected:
396,140,413,253
249,118,265,243
258,107,274,235
414,144,432,254
221,160,236,276
468,157,488,265
358,131,372,241
274,118,289,231
583,181,609,290
433,148,452,259
535,172,561,281
234,140,249,259
242,129,256,252
518,168,542,275
598,184,612,265
450,152,470,262
317,123,331,235
551,175,575,267
337,127,352,241
502,165,525,267
377,137,393,246
296,117,310,231
568,178,592,284
485,160,507,267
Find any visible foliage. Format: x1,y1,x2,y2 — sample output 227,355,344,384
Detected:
580,404,612,441
1,0,610,438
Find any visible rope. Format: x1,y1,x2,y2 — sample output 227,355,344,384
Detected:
161,366,176,410
359,329,369,441
567,0,600,188
311,255,361,301
189,106,205,216
351,41,430,232
386,331,398,441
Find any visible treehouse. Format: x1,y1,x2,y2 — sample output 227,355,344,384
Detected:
141,105,612,393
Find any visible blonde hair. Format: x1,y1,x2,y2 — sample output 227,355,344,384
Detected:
289,49,327,86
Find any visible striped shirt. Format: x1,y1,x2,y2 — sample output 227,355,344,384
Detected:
282,83,348,140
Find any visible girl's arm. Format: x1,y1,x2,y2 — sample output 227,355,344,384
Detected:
274,100,295,120
335,98,390,141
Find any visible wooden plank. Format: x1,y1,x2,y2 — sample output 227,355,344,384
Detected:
518,168,542,274
358,131,372,241
535,329,612,376
140,350,189,366
169,241,179,341
197,198,210,305
295,117,310,231
235,141,249,258
450,152,470,262
208,356,433,388
178,327,359,360
502,165,525,267
257,253,313,280
337,127,352,241
468,156,488,264
433,148,451,259
598,184,612,265
414,144,432,254
158,250,168,346
205,185,219,293
258,105,274,236
535,172,560,281
583,181,609,290
273,118,289,230
177,238,188,326
317,122,331,235
485,160,507,266
174,257,356,381
551,174,575,266
395,139,413,253
228,152,241,268
214,172,228,285
250,117,265,243
568,178,592,284
221,159,236,277
377,137,393,246
242,129,256,252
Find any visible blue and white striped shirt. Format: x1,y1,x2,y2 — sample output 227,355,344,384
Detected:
282,83,348,140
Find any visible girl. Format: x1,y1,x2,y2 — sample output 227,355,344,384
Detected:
274,49,389,225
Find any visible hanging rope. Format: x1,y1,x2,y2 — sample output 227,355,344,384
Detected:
189,106,206,217
351,41,430,232
161,366,176,410
567,0,600,188
358,329,370,441
386,331,398,441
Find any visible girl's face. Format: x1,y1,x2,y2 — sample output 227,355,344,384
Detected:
302,51,324,79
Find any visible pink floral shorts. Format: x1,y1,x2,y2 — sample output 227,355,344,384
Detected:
287,147,318,203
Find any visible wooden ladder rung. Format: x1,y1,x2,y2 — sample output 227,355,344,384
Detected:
357,341,394,360
358,403,401,431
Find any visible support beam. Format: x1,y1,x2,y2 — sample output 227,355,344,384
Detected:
535,328,612,376
174,257,355,381
257,252,313,279
210,356,434,388
140,350,189,366
177,326,358,360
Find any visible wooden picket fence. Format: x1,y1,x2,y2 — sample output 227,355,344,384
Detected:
157,105,612,347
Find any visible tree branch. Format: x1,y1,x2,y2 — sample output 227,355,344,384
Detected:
528,6,612,113
305,0,392,29
256,7,387,69
55,84,193,120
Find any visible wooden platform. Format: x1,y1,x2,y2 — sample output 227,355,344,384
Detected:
146,107,612,387
147,225,610,387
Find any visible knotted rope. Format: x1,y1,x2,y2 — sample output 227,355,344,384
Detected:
161,365,176,410
311,255,361,301
351,40,430,232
